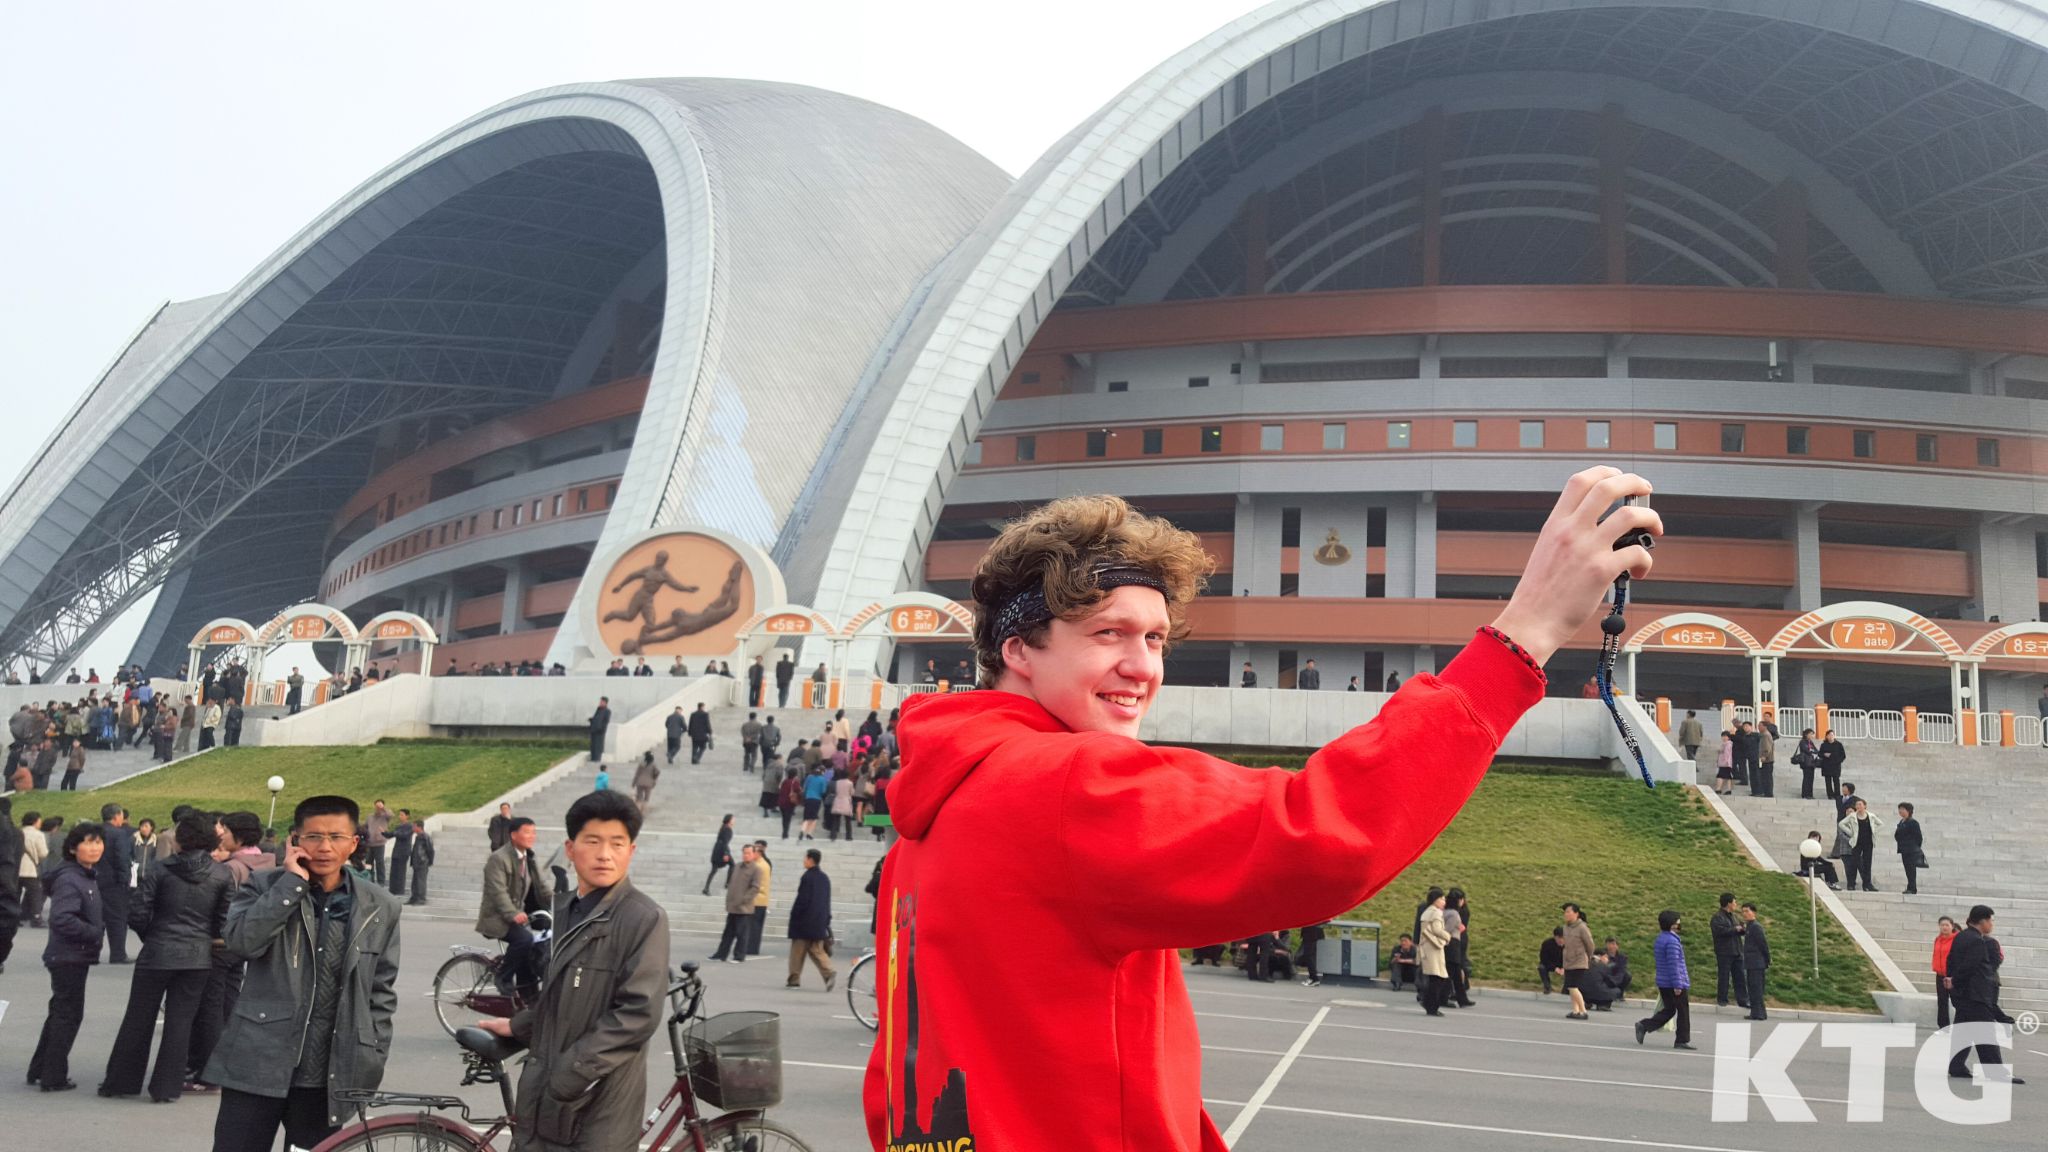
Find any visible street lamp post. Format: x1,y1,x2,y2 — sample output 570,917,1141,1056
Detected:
1798,836,1823,977
267,774,285,831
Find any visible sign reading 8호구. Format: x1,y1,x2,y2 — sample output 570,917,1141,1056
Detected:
2004,635,2048,658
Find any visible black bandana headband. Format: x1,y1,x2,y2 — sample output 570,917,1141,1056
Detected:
991,563,1169,646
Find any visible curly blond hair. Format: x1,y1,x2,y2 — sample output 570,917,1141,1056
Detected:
970,495,1213,685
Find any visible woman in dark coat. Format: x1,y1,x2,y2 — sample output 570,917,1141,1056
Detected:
28,822,106,1092
99,815,232,1101
1818,730,1845,797
1445,888,1477,1007
1894,802,1924,895
700,813,735,896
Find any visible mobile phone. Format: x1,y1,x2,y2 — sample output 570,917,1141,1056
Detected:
1611,494,1655,554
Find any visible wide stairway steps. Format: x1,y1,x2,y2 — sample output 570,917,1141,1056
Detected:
1692,737,2048,1014
420,706,888,939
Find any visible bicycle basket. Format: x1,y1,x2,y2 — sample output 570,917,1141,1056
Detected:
684,1010,782,1110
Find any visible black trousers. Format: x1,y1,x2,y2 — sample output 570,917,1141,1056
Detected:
100,883,133,962
102,965,209,1099
1732,754,1754,785
29,962,90,1086
777,683,791,707
1751,763,1773,797
666,735,682,764
743,743,758,771
1800,764,1816,799
388,849,409,898
780,808,795,838
702,861,732,894
588,729,606,762
748,906,767,957
1744,967,1768,1019
691,737,708,764
367,842,386,884
188,960,241,1080
1948,1000,2005,1076
502,924,542,996
1420,973,1447,1013
21,873,44,925
1901,853,1918,893
1937,981,1952,1029
0,870,19,967
1538,963,1553,994
408,863,429,904
199,727,215,750
213,1084,335,1152
1715,953,1747,1006
713,913,751,961
1847,843,1875,889
1642,987,1691,1045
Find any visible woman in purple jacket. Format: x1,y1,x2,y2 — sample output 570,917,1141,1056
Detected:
28,822,107,1091
1634,909,1696,1050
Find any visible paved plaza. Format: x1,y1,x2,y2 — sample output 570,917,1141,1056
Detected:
2,907,2041,1149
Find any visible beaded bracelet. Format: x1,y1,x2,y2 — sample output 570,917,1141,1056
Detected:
1478,625,1547,683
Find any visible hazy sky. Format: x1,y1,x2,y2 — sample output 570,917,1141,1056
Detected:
0,0,1261,675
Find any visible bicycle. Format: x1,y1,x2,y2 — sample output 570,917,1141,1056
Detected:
430,912,552,1037
845,949,878,1031
317,961,814,1151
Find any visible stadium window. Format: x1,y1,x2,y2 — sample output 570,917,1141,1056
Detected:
1653,422,1678,450
1188,376,1210,388
492,509,503,530
1452,420,1477,448
1260,424,1284,451
1979,437,2001,467
1585,421,1610,450
1106,380,1128,393
605,482,618,505
1916,434,1938,463
1787,426,1810,455
468,515,478,534
511,504,522,526
965,442,983,465
1853,429,1876,458
1142,428,1163,455
1281,507,1302,548
531,499,542,521
1721,424,1746,453
1386,421,1411,449
1016,435,1036,462
1229,362,1241,376
1201,426,1223,452
1086,429,1108,457
1323,422,1347,450
1021,371,1040,385
439,524,448,545
551,494,562,517
576,489,589,512
1519,421,1545,449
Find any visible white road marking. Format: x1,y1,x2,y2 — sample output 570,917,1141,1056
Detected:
1196,1009,1322,1027
1200,1045,1851,1106
786,1059,866,1071
1318,1017,1709,1056
1201,1099,1787,1152
1221,1006,1328,1147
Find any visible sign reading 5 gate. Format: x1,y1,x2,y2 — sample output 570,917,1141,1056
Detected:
762,613,814,635
289,615,331,641
1826,619,1898,651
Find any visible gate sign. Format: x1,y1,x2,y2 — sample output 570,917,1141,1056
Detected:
208,625,248,645
373,619,419,640
2005,635,2048,658
762,613,814,635
289,615,332,641
1826,619,1899,651
890,606,946,635
1659,625,1726,649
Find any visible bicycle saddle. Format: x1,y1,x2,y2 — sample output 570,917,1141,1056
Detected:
455,1026,528,1063
678,961,700,975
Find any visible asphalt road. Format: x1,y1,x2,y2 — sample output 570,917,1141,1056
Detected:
2,910,2041,1149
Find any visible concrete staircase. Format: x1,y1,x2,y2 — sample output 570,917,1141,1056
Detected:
1695,738,2048,1015
418,705,888,941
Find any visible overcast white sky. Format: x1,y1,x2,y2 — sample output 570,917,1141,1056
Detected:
0,0,1261,676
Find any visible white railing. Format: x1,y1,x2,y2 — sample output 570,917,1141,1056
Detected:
1827,709,1870,740
1919,713,1956,745
950,682,976,692
1777,707,1815,735
2016,715,2044,748
904,683,940,695
1979,711,2003,746
1733,705,1756,724
1866,710,1905,742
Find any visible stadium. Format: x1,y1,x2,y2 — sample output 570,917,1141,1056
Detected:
8,0,2048,725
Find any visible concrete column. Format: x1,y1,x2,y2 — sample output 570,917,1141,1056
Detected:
1232,495,1272,597
1965,514,2038,622
1418,335,1441,384
1790,662,1826,709
500,560,531,634
1787,505,1822,612
1413,494,1438,600
1384,500,1417,599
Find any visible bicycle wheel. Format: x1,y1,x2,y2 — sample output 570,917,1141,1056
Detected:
699,1113,816,1152
432,952,498,1037
846,951,878,1031
311,1114,493,1151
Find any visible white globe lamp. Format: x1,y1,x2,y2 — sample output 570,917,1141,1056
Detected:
266,775,286,829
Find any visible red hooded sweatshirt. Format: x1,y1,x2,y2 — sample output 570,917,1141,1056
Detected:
862,630,1545,1151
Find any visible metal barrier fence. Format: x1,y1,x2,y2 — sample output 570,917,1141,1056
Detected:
1919,713,1957,745
2017,715,2044,747
1828,709,1870,740
1777,707,1815,735
1979,710,2004,746
1866,710,1905,742
1732,705,1756,724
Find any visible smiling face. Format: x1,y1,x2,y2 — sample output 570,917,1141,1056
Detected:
998,585,1168,738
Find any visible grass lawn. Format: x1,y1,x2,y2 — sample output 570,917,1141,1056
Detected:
1214,755,1885,1011
11,741,570,831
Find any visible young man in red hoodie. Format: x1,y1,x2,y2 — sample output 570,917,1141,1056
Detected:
864,466,1658,1151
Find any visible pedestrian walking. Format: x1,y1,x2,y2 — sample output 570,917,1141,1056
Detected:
1560,902,1596,1019
775,655,794,708
830,770,856,841
1895,802,1925,895
28,821,105,1092
1634,909,1695,1049
59,741,84,790
634,751,661,808
701,814,735,895
688,703,713,765
710,843,762,962
664,706,685,765
1417,888,1450,1016
742,711,763,772
1676,710,1703,761
785,849,835,989
777,767,802,839
20,809,49,929
1933,915,1958,1029
748,842,772,958
1946,906,2022,1083
1444,888,1475,1007
1714,729,1734,794
587,696,611,763
98,814,231,1102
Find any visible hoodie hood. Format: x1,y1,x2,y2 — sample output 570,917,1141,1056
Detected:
888,690,1066,839
165,847,219,882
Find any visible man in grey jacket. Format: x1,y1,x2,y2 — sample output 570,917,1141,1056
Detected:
206,795,400,1152
479,790,669,1151
710,843,763,963
476,818,553,999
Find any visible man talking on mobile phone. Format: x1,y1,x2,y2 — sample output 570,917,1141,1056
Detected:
864,466,1658,1151
204,795,401,1152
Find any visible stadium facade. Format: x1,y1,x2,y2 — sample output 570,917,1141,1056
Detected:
12,0,2048,715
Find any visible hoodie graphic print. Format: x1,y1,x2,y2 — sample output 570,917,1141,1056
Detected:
863,631,1544,1151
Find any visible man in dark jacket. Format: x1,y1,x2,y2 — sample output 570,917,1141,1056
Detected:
1894,802,1923,895
688,703,713,765
205,795,401,1152
0,796,20,972
1740,902,1771,1020
100,814,232,1101
748,656,766,708
1946,905,2022,1083
1538,927,1564,994
586,696,610,763
479,790,670,1152
775,655,795,707
388,809,414,898
1731,721,1759,789
786,848,834,989
1751,718,1778,797
1296,658,1320,690
1710,893,1747,1009
98,803,137,964
664,706,686,765
488,803,513,852
407,820,433,906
